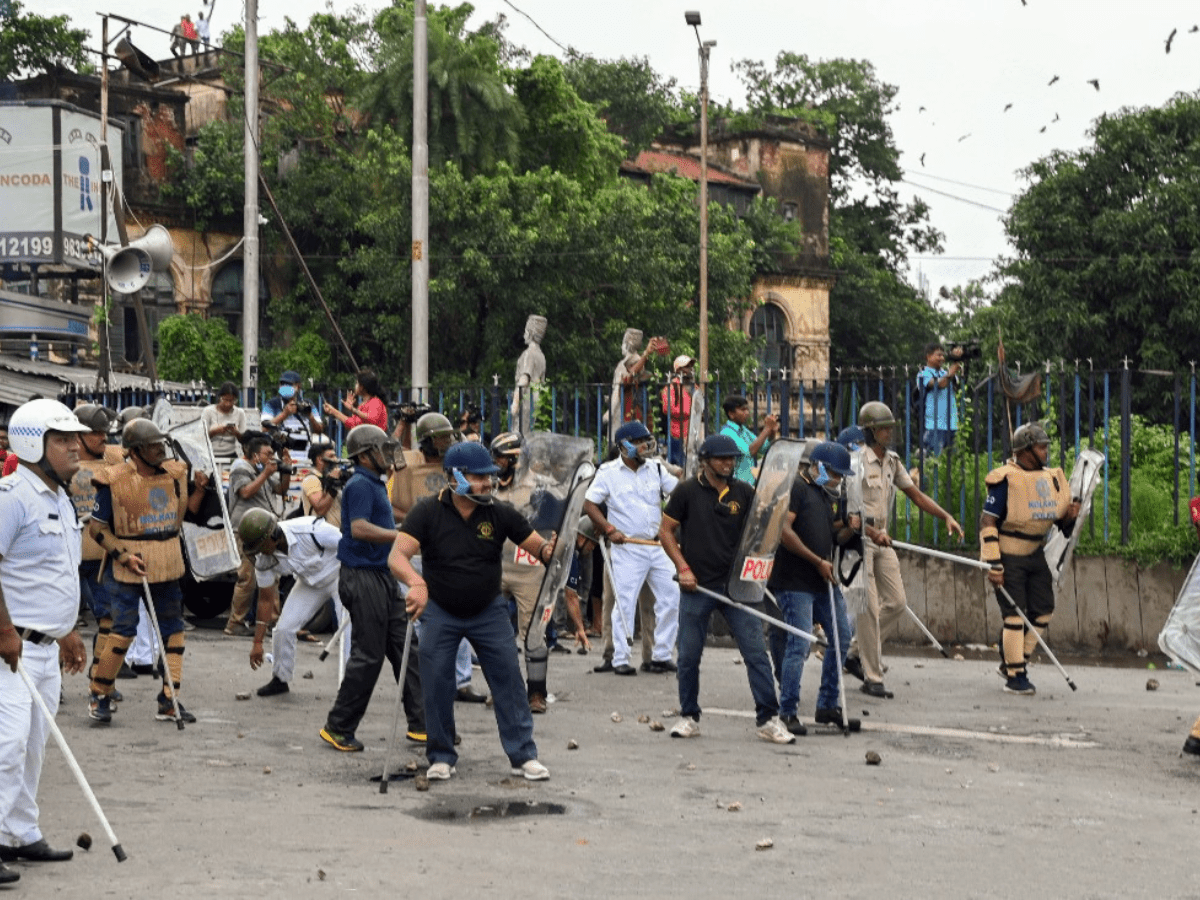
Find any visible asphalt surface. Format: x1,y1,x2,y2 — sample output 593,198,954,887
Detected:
9,621,1200,899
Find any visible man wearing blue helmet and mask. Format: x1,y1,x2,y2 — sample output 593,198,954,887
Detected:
768,441,860,735
583,421,680,676
660,434,794,744
391,441,555,782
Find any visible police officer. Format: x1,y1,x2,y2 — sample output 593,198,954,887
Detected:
391,412,455,523
320,425,423,752
68,405,124,681
87,419,209,724
238,509,346,697
980,423,1078,696
844,402,963,698
390,441,554,782
0,400,91,879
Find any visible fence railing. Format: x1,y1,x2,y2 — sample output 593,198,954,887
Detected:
61,361,1200,550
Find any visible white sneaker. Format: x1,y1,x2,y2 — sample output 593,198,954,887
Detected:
756,716,796,745
511,759,550,781
670,716,700,738
426,762,455,780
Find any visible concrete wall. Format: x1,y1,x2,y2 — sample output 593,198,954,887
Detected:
895,553,1193,653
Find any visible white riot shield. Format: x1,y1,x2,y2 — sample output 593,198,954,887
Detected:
1043,449,1105,592
150,397,175,432
724,439,808,604
1159,553,1200,675
167,417,240,579
684,387,706,480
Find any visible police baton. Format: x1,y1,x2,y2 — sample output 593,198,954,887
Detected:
676,579,820,644
16,662,127,862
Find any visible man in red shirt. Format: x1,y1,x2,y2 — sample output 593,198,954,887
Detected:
660,355,694,468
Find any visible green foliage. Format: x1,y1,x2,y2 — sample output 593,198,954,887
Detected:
0,0,88,80
157,314,242,385
562,54,687,156
259,330,332,388
997,92,1200,409
511,56,624,190
161,121,243,230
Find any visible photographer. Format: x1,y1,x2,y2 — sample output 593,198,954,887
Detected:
917,341,962,458
224,433,291,638
390,399,432,450
302,439,349,528
261,370,324,466
201,381,246,463
323,370,387,433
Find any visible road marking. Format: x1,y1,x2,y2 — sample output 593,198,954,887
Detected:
704,708,1098,748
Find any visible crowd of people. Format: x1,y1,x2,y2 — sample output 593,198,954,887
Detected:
0,358,1184,887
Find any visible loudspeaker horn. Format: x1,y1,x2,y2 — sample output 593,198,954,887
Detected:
100,225,174,294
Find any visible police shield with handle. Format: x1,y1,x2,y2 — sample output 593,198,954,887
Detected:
167,415,240,579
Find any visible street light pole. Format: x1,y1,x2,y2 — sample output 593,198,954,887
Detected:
411,0,429,402
685,12,715,387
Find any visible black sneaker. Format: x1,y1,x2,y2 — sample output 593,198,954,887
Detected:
88,692,113,724
648,659,678,673
860,681,893,699
1183,736,1200,757
257,676,290,697
815,707,862,732
843,655,865,683
780,714,807,736
156,692,197,723
593,659,614,673
1003,673,1036,696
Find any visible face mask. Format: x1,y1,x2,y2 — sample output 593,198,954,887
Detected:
279,385,296,400
814,461,831,487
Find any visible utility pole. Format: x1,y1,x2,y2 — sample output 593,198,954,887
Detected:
242,0,260,407
98,15,112,391
411,0,429,402
686,12,715,387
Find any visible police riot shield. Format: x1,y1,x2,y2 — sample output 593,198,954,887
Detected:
529,462,596,632
1159,553,1200,675
1043,448,1106,592
507,432,596,530
150,397,175,432
840,446,868,616
684,387,706,480
724,438,808,604
167,416,240,579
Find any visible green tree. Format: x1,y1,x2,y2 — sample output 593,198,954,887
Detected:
0,0,88,80
734,53,944,365
161,120,243,230
562,54,687,156
157,314,243,385
998,92,1200,394
360,1,525,176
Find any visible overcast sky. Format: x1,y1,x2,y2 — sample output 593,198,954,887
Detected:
48,0,1200,296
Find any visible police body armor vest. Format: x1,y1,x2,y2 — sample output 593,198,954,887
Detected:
390,450,445,515
95,459,188,583
72,445,126,562
985,462,1071,556
495,481,546,605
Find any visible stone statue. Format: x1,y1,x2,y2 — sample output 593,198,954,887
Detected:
608,328,664,443
511,314,547,434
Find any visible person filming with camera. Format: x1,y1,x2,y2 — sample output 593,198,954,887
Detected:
262,370,324,466
916,341,963,459
302,439,349,528
224,433,292,637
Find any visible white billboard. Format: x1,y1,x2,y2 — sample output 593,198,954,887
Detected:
0,101,123,269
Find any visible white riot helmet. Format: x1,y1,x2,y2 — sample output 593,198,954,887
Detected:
8,399,90,464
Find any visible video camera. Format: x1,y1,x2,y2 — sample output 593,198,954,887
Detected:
947,340,983,362
389,400,432,424
321,458,354,496
252,427,295,473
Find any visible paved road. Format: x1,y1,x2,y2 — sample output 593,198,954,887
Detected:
10,625,1200,898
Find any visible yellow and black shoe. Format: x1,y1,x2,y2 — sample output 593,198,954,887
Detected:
405,729,427,744
320,727,364,752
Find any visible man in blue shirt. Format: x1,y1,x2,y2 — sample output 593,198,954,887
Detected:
719,394,777,486
917,342,961,458
319,425,423,753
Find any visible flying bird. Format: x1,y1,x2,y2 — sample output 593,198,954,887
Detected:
1053,112,1060,122
1166,27,1177,53
957,133,972,142
1189,25,1198,33
1039,126,1047,133
1048,74,1060,86
1004,103,1013,112
1087,78,1100,91
919,106,926,113
920,152,926,167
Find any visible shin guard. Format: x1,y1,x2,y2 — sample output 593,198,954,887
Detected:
1002,617,1026,676
91,632,132,696
1024,615,1052,660
163,631,185,701
90,616,113,681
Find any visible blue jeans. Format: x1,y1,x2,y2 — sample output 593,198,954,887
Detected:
104,566,185,638
419,594,537,769
922,428,955,457
775,584,852,715
665,434,685,468
676,589,779,726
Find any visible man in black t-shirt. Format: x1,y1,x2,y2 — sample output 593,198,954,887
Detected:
659,435,794,745
391,442,556,782
768,442,859,735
